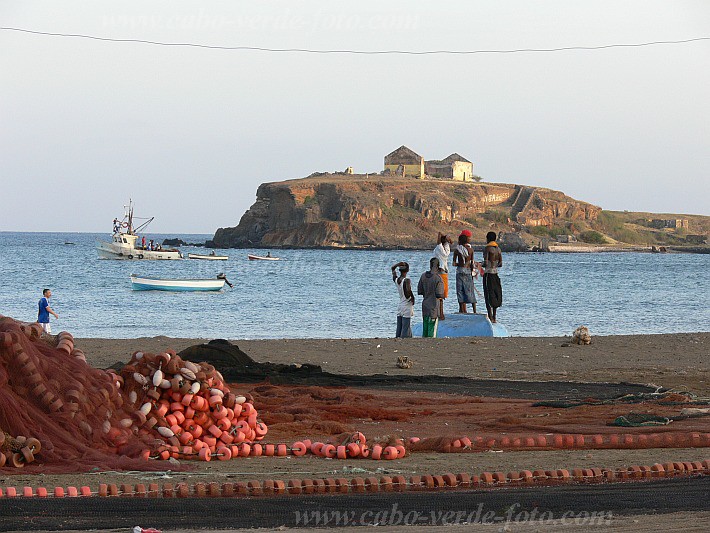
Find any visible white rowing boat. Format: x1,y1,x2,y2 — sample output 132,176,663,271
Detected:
188,253,228,260
130,275,226,292
248,254,280,261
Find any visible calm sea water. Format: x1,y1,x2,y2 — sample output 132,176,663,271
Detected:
0,232,707,339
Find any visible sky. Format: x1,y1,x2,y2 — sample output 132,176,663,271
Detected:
1,0,708,233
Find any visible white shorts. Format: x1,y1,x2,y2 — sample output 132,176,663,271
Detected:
39,322,51,334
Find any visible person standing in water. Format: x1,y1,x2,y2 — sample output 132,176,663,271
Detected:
37,288,59,334
417,257,445,338
433,233,451,320
391,261,414,338
483,231,503,322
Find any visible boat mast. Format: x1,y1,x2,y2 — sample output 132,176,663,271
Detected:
128,199,134,235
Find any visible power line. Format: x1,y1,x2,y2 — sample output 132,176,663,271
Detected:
1,26,709,55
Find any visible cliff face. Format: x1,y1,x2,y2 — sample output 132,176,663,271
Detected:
211,175,601,249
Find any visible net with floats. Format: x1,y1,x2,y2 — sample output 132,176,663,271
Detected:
0,316,264,473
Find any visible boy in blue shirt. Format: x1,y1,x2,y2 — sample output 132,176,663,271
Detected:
38,289,59,334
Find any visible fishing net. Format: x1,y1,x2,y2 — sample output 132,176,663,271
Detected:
3,315,708,474
172,340,710,452
0,316,172,473
610,413,672,427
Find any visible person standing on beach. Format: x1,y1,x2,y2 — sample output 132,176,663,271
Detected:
417,258,445,338
434,233,451,320
391,261,415,338
37,289,59,334
483,231,503,323
452,230,477,314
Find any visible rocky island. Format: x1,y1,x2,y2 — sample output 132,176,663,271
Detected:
209,147,708,251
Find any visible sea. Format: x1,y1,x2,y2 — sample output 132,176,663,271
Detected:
0,232,708,339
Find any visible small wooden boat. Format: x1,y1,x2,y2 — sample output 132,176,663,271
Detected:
248,254,280,261
130,274,226,292
188,252,228,260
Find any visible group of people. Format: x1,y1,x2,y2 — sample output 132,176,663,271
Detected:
139,236,161,251
392,230,503,338
112,220,160,251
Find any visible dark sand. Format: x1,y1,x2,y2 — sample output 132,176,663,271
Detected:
77,332,710,395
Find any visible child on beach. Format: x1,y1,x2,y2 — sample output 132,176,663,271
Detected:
37,288,59,334
417,258,445,338
391,262,414,338
483,231,503,323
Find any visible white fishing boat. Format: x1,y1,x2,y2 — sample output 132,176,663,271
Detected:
248,253,280,261
97,200,182,260
130,274,227,292
188,252,228,261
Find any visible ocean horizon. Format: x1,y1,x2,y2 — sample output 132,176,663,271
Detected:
0,231,708,339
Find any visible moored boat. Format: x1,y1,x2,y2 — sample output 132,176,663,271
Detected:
97,200,182,260
130,274,226,292
188,252,229,260
248,254,280,261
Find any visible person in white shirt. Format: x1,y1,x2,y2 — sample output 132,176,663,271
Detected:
433,233,451,320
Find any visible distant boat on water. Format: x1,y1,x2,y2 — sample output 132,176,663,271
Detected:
96,200,182,260
188,252,228,260
248,253,280,261
130,274,227,292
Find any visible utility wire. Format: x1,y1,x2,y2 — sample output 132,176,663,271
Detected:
1,26,709,55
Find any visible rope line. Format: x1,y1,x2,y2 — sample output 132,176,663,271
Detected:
2,26,709,55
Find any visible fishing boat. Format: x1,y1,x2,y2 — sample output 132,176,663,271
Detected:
248,253,280,261
96,200,182,260
188,252,228,260
130,274,227,292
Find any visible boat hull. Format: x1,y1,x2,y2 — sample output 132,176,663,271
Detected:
248,254,280,261
411,313,509,338
97,241,181,260
130,276,225,292
188,253,228,260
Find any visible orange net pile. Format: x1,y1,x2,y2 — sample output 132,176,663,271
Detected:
0,317,170,473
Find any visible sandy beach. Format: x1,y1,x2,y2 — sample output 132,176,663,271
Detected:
28,332,701,484
77,332,710,395
2,331,707,531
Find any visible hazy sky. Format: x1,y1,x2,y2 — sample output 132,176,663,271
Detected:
1,0,708,233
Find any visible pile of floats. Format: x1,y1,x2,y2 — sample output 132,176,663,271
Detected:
116,349,407,462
